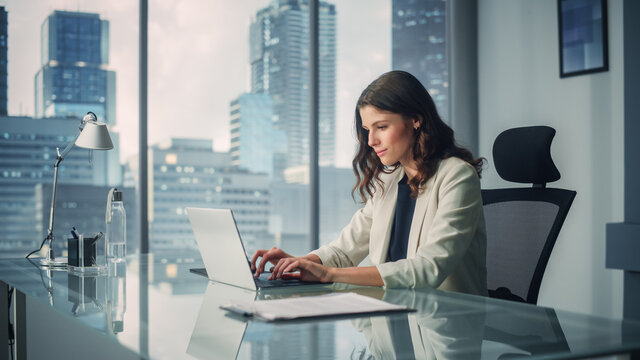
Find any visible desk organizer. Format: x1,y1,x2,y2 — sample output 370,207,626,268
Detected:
68,233,106,274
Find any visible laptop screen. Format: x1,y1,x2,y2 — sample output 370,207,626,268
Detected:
187,207,258,291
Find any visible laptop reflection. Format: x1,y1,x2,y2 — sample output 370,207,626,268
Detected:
187,283,253,360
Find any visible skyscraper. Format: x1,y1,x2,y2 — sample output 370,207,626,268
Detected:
249,0,336,171
392,0,449,122
34,11,116,124
33,10,121,187
0,6,7,116
230,93,287,179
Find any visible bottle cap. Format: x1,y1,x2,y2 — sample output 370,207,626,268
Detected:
112,190,122,202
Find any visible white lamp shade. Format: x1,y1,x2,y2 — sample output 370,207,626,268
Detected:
75,121,114,150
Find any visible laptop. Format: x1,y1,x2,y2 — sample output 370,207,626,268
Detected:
186,207,328,291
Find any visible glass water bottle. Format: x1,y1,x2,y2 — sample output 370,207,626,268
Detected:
106,188,126,262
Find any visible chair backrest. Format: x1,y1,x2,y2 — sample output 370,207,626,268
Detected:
483,126,576,304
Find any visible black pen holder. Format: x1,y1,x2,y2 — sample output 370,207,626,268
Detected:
68,234,106,274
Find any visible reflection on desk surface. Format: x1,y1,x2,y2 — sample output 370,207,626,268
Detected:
352,289,485,360
38,260,128,336
187,283,253,359
3,256,640,360
186,282,573,360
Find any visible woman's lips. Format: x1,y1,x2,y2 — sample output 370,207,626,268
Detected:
376,149,387,157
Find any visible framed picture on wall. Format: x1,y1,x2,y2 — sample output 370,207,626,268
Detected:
557,0,608,78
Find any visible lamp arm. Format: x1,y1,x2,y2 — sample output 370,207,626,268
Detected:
59,129,82,159
46,153,61,238
45,129,81,259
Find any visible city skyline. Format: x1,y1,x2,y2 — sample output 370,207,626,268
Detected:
250,0,337,168
4,0,390,168
392,0,449,122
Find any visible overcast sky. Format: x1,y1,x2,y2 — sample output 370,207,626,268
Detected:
4,0,390,167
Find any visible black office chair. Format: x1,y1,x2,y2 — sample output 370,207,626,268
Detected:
482,126,576,305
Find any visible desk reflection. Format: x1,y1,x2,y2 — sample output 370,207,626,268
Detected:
107,260,127,334
187,284,255,359
351,288,484,359
42,260,127,335
188,283,342,360
187,283,486,360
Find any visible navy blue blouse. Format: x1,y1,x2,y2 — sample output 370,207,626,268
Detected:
387,175,417,262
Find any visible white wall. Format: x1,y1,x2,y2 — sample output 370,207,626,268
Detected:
478,0,624,317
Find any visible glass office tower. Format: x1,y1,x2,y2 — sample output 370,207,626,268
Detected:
34,10,116,124
250,0,337,171
34,10,121,186
392,0,449,122
230,93,287,180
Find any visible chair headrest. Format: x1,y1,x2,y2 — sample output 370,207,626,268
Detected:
493,126,560,186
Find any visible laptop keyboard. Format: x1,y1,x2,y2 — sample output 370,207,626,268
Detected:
254,273,313,288
190,267,327,288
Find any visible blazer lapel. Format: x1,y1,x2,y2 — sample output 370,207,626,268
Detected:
370,168,403,264
406,173,437,258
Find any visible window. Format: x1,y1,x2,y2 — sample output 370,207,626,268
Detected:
1,1,139,258
147,1,313,260
2,0,451,270
319,0,391,248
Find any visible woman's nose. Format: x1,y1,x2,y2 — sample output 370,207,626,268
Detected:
368,131,378,147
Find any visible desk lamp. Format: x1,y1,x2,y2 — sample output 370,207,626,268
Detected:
40,112,114,268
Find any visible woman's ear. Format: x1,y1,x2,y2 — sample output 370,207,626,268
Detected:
412,115,422,130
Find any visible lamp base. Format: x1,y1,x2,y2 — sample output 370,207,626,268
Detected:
40,257,68,268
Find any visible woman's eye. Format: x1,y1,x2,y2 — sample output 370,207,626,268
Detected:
377,126,387,130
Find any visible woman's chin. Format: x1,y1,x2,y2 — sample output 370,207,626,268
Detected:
379,157,396,166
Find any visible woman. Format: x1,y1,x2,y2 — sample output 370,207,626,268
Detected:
251,70,487,295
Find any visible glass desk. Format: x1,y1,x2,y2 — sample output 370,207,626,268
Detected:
2,255,640,359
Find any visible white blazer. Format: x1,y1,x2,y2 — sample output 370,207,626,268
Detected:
310,157,487,296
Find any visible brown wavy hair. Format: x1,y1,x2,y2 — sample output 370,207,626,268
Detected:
352,70,484,202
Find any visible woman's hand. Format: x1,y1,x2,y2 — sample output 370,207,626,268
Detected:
272,257,333,283
250,247,293,277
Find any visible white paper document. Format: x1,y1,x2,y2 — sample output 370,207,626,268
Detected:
220,292,411,321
